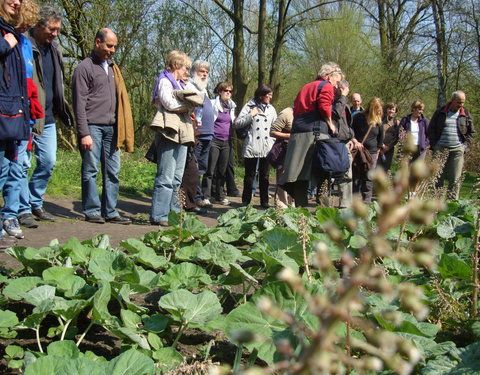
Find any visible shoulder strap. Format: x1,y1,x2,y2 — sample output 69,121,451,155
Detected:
361,123,374,144
316,80,328,99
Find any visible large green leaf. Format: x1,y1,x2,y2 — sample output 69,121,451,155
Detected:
224,282,322,365
24,355,73,375
22,285,56,306
221,263,259,286
93,280,112,321
251,281,319,332
6,246,56,274
47,340,80,358
260,227,299,252
61,237,91,265
225,302,285,365
2,276,42,300
157,262,212,290
159,289,221,326
438,253,472,279
0,310,19,328
248,242,299,274
142,314,169,333
153,347,184,372
88,252,139,283
422,342,480,374
106,348,155,375
374,311,438,338
436,216,466,239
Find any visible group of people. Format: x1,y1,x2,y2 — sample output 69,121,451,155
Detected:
0,0,134,249
0,0,474,249
148,57,475,225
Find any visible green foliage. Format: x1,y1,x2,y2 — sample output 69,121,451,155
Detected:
0,199,478,373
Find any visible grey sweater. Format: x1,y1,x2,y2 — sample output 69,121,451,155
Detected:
72,53,117,138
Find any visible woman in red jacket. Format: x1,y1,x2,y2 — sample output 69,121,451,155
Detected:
278,62,343,207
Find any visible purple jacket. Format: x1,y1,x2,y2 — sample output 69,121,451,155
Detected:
399,114,429,151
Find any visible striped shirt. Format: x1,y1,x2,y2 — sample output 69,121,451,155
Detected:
438,111,461,149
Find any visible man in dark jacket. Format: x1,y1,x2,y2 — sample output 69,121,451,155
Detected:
427,90,475,199
18,5,74,228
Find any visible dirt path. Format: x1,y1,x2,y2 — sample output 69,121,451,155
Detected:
0,194,250,270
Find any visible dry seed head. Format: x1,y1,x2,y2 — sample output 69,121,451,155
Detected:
276,338,293,355
352,196,369,218
371,237,391,257
415,252,435,267
398,340,421,363
231,329,255,344
376,278,394,295
378,190,397,209
403,134,417,154
383,310,402,326
208,365,230,375
382,206,410,229
412,239,436,254
257,296,273,314
344,217,358,231
364,357,383,371
371,168,390,193
242,367,267,375
314,241,333,271
324,222,343,243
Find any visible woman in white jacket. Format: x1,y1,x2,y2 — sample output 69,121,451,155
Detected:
234,84,277,208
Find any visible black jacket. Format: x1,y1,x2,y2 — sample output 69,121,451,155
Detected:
27,29,73,136
0,18,30,141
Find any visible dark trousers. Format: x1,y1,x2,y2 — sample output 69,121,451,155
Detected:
194,138,211,203
203,138,230,201
353,152,378,204
180,149,199,210
226,144,239,195
212,141,239,197
242,157,269,205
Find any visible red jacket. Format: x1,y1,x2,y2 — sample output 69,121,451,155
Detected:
293,78,333,119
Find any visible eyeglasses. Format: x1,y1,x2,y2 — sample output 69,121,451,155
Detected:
223,89,233,93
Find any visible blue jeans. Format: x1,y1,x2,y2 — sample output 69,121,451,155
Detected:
0,141,6,232
80,125,120,218
150,135,187,222
0,139,29,218
27,122,57,211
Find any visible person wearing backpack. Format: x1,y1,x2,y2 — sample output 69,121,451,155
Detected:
278,62,343,207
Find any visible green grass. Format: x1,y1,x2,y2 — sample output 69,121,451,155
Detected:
43,149,156,199
40,150,478,201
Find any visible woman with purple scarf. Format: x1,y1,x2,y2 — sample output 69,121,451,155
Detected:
201,81,236,206
149,50,194,226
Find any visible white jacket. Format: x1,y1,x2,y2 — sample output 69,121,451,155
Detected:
235,99,277,158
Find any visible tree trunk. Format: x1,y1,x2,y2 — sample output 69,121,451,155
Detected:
258,0,266,87
269,0,286,104
431,0,448,107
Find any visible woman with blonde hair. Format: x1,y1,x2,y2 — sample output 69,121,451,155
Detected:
149,50,198,226
352,97,384,203
399,100,429,162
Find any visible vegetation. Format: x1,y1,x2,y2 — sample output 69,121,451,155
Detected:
45,0,479,152
1,153,479,374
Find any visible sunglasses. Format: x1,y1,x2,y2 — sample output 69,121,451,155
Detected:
223,89,233,93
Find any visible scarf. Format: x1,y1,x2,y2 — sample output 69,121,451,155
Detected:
151,70,185,103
